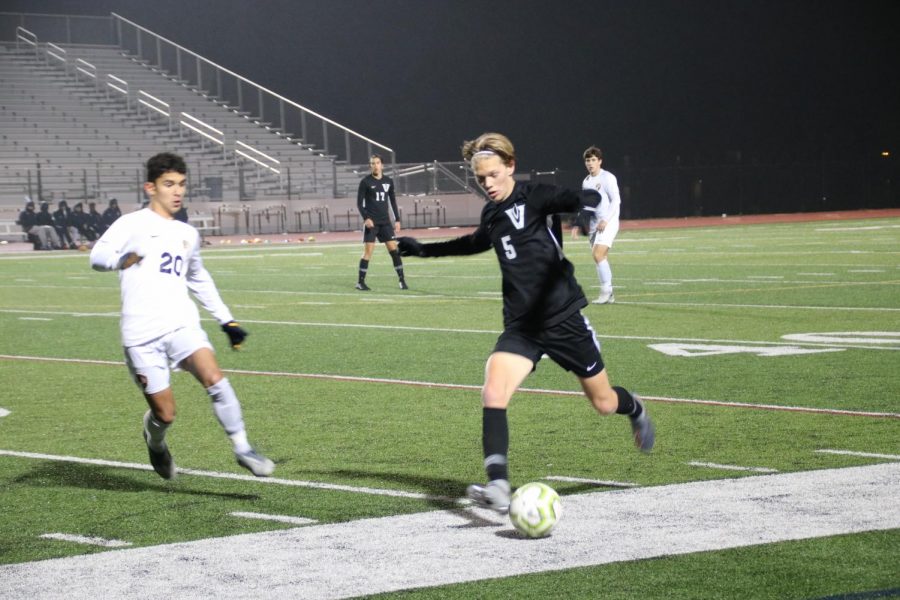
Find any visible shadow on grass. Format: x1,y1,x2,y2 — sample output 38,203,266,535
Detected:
306,468,608,531
10,462,260,500
313,468,465,507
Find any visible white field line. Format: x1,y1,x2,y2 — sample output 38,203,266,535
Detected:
815,449,900,461
3,282,900,312
688,461,779,473
229,512,318,526
0,449,458,502
543,475,638,488
611,300,900,313
1,309,898,350
3,463,898,599
39,533,132,548
0,408,10,418
1,354,898,419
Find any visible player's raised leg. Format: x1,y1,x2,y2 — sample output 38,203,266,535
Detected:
580,369,655,451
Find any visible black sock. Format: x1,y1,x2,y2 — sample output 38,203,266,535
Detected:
613,386,642,417
483,407,509,481
358,259,369,283
390,249,405,281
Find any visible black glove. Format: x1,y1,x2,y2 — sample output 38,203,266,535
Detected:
397,236,428,257
221,321,248,350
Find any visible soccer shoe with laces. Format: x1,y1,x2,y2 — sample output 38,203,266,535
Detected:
399,279,409,290
466,479,511,513
236,448,275,477
630,396,655,452
592,290,615,304
355,282,371,291
143,429,176,480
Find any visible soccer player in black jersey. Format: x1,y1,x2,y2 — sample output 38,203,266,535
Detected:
398,132,654,513
356,154,407,290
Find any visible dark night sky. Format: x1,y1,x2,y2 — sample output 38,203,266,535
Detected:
4,0,899,173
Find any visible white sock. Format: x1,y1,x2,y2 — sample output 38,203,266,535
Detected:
597,259,612,292
207,378,251,453
143,409,169,451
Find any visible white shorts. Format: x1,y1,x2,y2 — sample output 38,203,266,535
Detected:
590,220,620,248
124,327,213,394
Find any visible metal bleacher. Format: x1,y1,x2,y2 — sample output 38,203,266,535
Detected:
0,13,394,210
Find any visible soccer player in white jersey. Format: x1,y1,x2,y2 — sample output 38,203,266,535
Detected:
581,146,621,304
90,152,274,480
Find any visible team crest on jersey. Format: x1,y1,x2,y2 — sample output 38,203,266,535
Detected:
504,203,526,230
382,183,391,192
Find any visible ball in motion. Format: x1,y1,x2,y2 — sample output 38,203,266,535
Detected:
508,482,561,538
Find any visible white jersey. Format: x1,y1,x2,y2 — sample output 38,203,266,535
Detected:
90,208,233,347
582,169,621,227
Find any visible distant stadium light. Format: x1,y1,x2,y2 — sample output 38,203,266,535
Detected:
881,150,890,157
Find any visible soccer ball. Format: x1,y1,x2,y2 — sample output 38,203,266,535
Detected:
508,482,561,538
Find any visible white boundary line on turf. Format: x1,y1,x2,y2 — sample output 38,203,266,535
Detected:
0,449,460,502
815,449,900,461
612,300,900,313
687,461,778,473
543,475,638,488
2,309,899,351
229,512,318,526
39,533,132,548
6,463,899,599
1,354,898,419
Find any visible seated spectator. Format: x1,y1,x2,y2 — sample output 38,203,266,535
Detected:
101,198,122,230
87,202,106,237
53,200,78,249
71,202,98,242
17,199,41,250
35,201,63,249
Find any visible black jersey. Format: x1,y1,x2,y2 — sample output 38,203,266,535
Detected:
357,174,399,225
423,182,590,330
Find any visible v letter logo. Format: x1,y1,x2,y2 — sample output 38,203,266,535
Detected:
504,204,526,230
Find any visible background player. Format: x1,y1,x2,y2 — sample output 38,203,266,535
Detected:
90,152,274,480
580,145,622,304
398,133,654,512
356,154,407,290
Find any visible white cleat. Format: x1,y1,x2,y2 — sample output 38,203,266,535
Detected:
466,479,511,513
593,290,615,304
236,448,275,477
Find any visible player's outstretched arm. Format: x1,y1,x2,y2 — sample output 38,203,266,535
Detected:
397,236,427,257
397,231,490,258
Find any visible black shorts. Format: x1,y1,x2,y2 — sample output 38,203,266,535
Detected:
493,311,604,378
364,223,396,244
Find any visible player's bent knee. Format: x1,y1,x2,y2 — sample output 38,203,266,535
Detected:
588,390,618,415
481,385,511,409
149,404,176,424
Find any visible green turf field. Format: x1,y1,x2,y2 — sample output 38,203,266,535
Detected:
0,217,897,598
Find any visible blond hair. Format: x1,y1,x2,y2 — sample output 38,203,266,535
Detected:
461,132,516,166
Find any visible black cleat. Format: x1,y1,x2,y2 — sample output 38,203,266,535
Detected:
399,280,409,290
355,282,371,291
